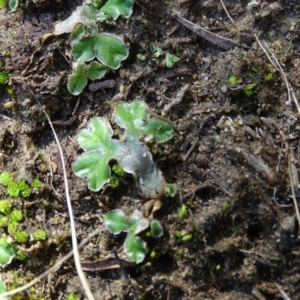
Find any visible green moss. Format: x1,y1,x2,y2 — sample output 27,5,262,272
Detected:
112,164,126,177
110,175,120,188
67,294,79,300
0,172,31,198
15,250,27,260
8,221,18,235
0,172,14,187
0,0,6,9
0,216,8,227
0,71,9,84
17,180,31,197
251,118,259,126
264,73,273,82
32,229,47,241
9,210,23,222
7,183,20,198
243,83,257,96
14,231,28,243
42,200,51,207
110,164,126,188
0,200,12,215
223,202,231,210
31,178,41,188
6,87,14,95
228,75,238,86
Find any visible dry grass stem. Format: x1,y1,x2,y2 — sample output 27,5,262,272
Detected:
219,0,237,28
254,34,300,114
43,110,95,300
288,148,300,226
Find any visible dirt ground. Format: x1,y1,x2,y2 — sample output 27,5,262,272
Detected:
0,0,300,299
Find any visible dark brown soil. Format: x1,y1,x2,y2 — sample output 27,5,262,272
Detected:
1,0,300,299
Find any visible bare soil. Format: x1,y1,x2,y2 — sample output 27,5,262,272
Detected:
1,0,300,299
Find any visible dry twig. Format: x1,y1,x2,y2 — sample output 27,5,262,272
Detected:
175,15,242,50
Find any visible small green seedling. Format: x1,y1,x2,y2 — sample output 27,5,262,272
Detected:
181,233,193,241
149,43,165,58
104,209,163,263
67,61,107,96
137,54,146,61
165,53,180,68
53,0,134,95
174,230,193,241
9,0,17,11
243,83,257,96
149,42,180,68
73,100,175,199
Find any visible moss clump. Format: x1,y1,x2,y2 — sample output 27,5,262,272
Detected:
264,72,273,82
0,0,7,9
0,172,13,186
243,83,257,96
0,200,12,215
0,172,31,198
14,231,28,243
228,75,238,86
32,229,47,241
31,178,41,188
9,210,23,223
0,71,8,84
0,217,8,227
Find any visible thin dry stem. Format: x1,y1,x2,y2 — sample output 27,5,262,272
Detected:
288,148,300,226
219,0,238,28
274,282,291,300
254,34,300,114
43,111,95,300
